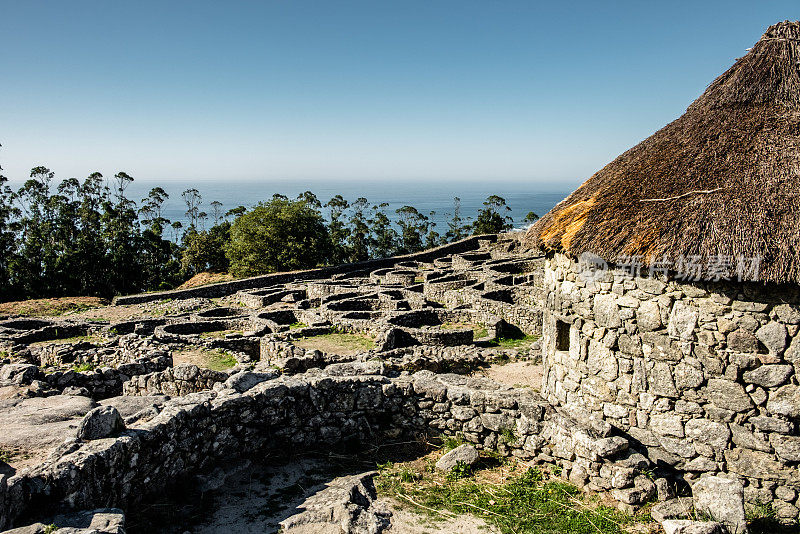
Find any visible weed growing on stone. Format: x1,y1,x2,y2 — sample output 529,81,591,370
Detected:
745,502,795,534
442,434,465,451
499,427,518,445
289,322,308,329
72,362,95,373
0,448,12,463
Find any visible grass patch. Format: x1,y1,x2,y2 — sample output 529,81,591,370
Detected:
0,448,11,463
377,460,638,534
746,502,797,534
289,322,308,329
442,434,465,451
0,296,105,317
72,362,95,373
173,348,238,371
294,333,375,355
489,334,540,350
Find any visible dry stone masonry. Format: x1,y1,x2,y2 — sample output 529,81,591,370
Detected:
541,252,800,523
0,234,798,530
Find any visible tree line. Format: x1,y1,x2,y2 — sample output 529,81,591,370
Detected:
0,161,538,302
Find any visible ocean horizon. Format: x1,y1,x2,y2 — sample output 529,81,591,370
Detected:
5,177,576,231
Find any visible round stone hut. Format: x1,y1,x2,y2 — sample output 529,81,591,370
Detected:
526,20,800,518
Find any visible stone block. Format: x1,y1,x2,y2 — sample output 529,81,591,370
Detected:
705,379,753,412
685,419,730,449
767,384,800,418
756,321,788,356
692,476,748,534
743,364,793,388
594,294,622,328
668,302,699,340
436,444,479,472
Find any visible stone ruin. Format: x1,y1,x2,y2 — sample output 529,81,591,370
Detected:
0,234,793,532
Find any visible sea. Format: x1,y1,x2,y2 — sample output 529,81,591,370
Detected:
7,178,576,232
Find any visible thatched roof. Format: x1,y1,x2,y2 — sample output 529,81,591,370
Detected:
526,21,800,284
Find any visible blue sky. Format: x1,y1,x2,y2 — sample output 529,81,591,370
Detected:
1,1,797,185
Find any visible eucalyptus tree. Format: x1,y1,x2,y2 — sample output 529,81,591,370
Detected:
472,195,513,235
325,195,350,265
395,205,429,254
369,202,398,259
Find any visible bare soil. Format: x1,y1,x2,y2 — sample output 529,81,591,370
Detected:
476,361,543,391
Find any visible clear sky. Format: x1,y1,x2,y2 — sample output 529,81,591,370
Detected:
1,1,797,186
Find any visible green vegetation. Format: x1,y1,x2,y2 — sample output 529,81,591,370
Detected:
746,502,795,534
289,322,308,329
500,427,518,445
446,461,473,480
0,150,521,301
225,196,331,276
442,434,465,451
43,525,58,534
72,362,95,373
174,348,238,371
489,334,540,350
205,351,238,371
377,461,638,534
0,447,11,463
294,332,376,354
472,195,514,235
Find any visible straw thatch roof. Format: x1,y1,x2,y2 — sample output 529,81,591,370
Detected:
526,21,800,284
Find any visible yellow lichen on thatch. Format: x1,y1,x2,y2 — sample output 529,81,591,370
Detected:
538,193,597,250
622,227,660,263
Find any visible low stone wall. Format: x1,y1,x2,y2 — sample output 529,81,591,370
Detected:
541,251,800,519
2,336,173,399
42,355,172,399
122,363,231,396
31,335,170,370
0,369,645,529
113,235,494,305
0,319,88,346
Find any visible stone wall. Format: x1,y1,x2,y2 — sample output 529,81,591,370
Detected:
540,252,800,520
122,363,232,396
113,235,494,305
0,369,645,530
